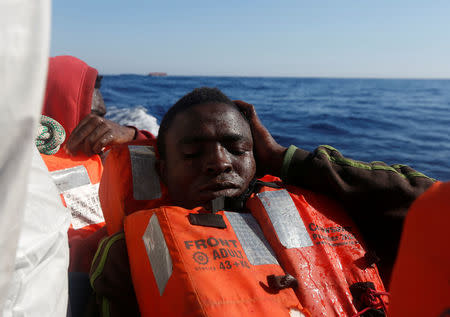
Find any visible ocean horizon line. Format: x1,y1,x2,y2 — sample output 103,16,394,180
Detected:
100,74,450,81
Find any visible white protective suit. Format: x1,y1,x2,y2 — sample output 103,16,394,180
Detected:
2,148,71,317
0,1,71,316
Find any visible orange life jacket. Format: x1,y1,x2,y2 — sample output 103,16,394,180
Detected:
248,176,387,316
99,139,168,236
125,206,308,317
100,143,387,316
42,151,105,240
389,181,450,317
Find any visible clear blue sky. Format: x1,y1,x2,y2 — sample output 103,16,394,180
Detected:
51,0,450,78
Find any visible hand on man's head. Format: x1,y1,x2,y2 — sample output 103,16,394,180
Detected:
233,100,287,177
64,114,136,156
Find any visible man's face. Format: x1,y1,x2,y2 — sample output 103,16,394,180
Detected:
90,88,107,117
159,102,256,210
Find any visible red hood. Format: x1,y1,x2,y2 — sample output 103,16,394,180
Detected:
42,55,98,139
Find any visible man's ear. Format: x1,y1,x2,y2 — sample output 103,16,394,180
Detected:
155,159,167,185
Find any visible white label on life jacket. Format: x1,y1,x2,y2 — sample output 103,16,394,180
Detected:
142,214,173,296
257,190,313,249
62,183,104,229
50,165,90,193
225,212,279,266
129,145,161,200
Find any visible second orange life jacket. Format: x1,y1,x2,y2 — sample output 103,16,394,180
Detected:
389,181,450,317
248,176,387,316
42,151,105,240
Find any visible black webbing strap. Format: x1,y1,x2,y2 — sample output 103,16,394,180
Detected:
267,274,298,291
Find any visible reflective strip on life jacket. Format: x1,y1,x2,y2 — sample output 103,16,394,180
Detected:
247,175,386,316
125,207,308,317
99,140,167,235
42,151,105,239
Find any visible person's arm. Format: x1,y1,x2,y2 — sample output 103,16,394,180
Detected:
65,114,157,156
126,126,156,141
281,144,435,209
282,144,434,280
65,114,137,156
88,232,140,317
235,99,434,211
234,100,287,177
235,100,435,280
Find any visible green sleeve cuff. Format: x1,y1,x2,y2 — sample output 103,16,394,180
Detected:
280,145,298,180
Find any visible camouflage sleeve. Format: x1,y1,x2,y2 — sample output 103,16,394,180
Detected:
281,145,435,208
280,144,435,280
89,232,140,317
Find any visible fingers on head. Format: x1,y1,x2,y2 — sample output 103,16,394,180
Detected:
234,100,252,111
234,100,256,119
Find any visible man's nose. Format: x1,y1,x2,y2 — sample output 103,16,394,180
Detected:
204,144,232,175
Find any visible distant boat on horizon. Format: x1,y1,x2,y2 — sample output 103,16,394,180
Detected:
148,72,167,77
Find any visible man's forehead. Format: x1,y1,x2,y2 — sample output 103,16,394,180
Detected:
169,102,251,140
178,102,242,119
178,133,248,146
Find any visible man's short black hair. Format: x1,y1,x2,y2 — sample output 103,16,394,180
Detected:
157,87,243,160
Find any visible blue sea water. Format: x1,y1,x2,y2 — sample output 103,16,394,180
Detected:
102,75,450,181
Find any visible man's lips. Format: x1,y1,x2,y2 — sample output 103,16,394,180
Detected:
197,181,241,201
199,181,240,192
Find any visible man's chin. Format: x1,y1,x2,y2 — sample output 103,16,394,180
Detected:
188,189,244,211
